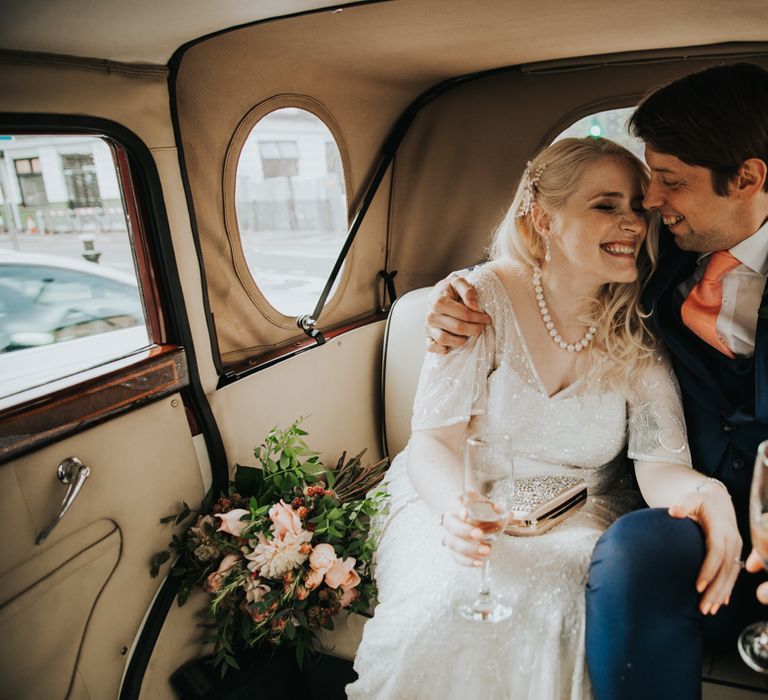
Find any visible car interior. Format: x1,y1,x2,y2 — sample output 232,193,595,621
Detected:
2,1,768,698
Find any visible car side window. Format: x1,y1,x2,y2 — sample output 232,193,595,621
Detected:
234,107,349,317
553,106,643,158
0,134,151,399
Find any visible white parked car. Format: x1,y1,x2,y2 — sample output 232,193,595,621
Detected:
0,251,149,397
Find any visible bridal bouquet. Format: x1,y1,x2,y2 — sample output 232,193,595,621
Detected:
150,421,389,674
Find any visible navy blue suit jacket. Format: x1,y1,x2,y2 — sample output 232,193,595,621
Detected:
642,232,768,533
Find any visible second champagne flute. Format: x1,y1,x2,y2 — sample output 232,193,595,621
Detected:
738,439,768,672
458,432,514,622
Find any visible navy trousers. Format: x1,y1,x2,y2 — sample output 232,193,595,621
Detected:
586,508,765,699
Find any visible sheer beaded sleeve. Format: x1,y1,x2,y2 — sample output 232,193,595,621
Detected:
627,351,692,466
411,270,496,431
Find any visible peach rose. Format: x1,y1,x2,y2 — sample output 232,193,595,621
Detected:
269,500,302,537
250,609,268,624
324,557,361,591
340,587,359,608
215,508,250,537
203,571,223,593
304,568,324,590
309,543,337,574
216,553,242,575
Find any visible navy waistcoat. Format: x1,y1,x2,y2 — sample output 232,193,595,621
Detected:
643,234,768,531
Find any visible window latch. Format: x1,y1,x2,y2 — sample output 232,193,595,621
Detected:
297,315,326,345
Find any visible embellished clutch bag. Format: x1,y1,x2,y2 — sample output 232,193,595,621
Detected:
504,475,587,536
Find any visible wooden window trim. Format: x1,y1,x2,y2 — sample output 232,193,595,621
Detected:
218,311,386,386
0,344,188,464
0,127,185,462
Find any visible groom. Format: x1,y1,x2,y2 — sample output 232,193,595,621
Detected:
424,62,768,698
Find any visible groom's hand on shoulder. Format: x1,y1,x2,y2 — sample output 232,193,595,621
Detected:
426,271,490,354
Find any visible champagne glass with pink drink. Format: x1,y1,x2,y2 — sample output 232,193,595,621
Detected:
457,433,514,623
738,440,768,672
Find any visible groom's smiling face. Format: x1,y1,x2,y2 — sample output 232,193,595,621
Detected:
642,146,747,253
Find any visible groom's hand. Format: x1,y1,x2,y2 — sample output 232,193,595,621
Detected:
426,272,490,354
668,488,742,615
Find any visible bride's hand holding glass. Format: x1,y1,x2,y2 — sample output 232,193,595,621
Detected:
439,507,493,568
745,549,768,604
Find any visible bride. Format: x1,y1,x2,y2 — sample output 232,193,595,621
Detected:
346,137,739,699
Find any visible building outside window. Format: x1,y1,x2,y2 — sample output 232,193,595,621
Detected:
14,157,47,207
258,141,299,179
62,153,102,208
0,136,126,236
325,141,343,179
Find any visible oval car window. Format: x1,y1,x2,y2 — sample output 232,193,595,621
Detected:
235,108,348,317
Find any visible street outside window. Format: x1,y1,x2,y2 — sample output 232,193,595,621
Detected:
0,134,150,399
235,107,348,317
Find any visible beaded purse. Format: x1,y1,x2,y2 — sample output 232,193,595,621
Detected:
504,475,587,536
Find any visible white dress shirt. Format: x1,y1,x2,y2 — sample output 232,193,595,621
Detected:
677,220,768,358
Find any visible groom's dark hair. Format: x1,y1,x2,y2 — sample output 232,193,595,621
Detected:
629,62,768,195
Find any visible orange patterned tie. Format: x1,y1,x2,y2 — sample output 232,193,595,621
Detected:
680,251,741,358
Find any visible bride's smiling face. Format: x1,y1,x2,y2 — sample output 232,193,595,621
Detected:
544,156,648,286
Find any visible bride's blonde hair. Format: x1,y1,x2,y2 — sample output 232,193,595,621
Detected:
489,136,659,394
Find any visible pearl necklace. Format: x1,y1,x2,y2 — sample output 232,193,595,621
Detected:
532,270,597,353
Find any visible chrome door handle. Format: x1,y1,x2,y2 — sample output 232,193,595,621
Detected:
36,457,91,545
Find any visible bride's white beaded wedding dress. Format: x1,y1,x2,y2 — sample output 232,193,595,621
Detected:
347,266,692,700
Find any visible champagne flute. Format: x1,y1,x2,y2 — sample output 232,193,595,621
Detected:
457,433,514,622
738,439,768,672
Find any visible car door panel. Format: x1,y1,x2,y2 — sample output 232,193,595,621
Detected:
210,322,387,468
0,393,204,700
0,522,120,700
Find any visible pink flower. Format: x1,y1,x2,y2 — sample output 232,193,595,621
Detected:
242,576,271,604
340,587,360,608
215,508,250,537
325,557,361,591
304,568,324,590
269,500,302,537
203,571,223,593
246,530,312,579
217,553,242,575
309,543,337,574
203,553,242,594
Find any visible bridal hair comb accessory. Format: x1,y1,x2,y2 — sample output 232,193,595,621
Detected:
516,161,547,218
503,475,587,536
